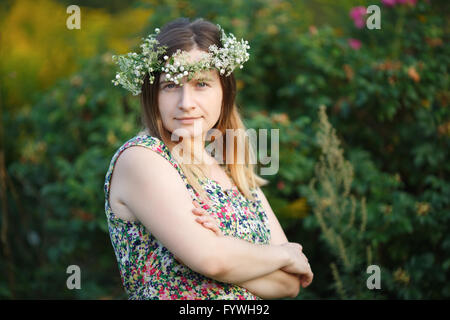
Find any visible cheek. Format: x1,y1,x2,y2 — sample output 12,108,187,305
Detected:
157,104,174,129
202,100,221,125
158,93,174,115
214,92,223,119
160,109,175,127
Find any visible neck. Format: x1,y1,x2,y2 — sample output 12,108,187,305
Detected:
166,135,217,166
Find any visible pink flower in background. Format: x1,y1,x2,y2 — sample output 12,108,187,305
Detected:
382,0,419,6
348,38,362,50
382,0,397,6
349,6,367,29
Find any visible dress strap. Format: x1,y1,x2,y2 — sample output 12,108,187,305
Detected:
104,134,204,214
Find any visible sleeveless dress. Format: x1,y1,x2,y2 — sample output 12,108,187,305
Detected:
103,134,272,300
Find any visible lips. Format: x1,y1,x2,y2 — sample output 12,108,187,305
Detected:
176,116,201,120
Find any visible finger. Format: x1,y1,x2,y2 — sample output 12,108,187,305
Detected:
203,222,214,229
205,217,220,228
195,216,207,223
196,217,216,229
197,216,221,234
192,200,201,208
200,220,216,232
301,277,310,288
208,223,223,236
303,275,311,286
304,280,311,288
300,271,312,284
197,215,215,224
204,222,222,236
201,218,217,229
301,252,309,262
192,208,206,215
299,276,307,288
196,215,212,221
305,273,313,287
194,215,221,234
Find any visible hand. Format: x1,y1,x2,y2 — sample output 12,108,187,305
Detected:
173,200,223,265
191,200,223,237
279,242,314,288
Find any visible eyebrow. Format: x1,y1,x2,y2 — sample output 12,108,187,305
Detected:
159,76,214,86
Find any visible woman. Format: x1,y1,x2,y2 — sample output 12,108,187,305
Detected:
104,17,313,300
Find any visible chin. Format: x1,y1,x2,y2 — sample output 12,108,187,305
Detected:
169,128,204,140
170,121,206,138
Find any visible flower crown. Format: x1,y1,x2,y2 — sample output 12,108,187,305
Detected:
111,24,250,96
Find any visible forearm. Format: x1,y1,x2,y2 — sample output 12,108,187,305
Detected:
209,235,292,284
236,269,300,299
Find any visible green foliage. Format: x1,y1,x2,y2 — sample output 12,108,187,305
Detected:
3,54,139,299
1,0,449,299
243,0,450,300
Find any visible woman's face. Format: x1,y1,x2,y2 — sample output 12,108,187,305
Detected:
157,48,223,141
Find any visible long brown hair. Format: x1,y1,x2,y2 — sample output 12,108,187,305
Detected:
139,17,267,202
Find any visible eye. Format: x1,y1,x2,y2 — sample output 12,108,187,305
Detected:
163,83,177,89
197,82,209,88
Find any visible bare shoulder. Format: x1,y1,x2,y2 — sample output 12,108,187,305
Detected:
108,145,222,277
109,147,153,214
114,144,164,173
111,144,173,192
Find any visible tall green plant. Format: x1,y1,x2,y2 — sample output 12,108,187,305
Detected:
306,105,378,299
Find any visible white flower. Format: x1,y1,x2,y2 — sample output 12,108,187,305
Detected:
111,23,250,96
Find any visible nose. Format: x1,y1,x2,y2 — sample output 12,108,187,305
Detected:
177,83,196,112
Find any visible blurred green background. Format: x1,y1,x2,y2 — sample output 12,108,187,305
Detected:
0,0,449,299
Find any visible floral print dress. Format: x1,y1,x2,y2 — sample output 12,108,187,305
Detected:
104,134,272,300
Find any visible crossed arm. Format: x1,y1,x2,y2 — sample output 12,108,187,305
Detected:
191,187,301,299
114,146,301,299
235,262,300,299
